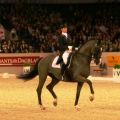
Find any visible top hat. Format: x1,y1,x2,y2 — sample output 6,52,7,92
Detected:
60,23,67,29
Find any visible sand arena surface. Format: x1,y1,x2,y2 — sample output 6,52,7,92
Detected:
0,76,120,120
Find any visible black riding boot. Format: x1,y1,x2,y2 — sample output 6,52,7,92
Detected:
56,53,63,65
61,53,72,75
61,63,67,75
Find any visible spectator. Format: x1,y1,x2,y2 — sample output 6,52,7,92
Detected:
0,4,120,53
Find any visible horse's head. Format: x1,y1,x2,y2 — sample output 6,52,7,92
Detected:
92,40,102,65
77,39,102,65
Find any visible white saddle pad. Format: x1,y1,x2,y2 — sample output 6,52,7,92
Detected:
52,51,70,68
52,56,61,68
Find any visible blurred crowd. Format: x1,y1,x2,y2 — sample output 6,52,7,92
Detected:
0,3,120,53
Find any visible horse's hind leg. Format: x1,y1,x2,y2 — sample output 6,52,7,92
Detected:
36,75,47,110
46,78,60,106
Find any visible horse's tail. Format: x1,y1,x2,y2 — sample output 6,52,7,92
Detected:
17,58,41,81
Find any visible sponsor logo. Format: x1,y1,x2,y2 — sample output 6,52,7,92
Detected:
0,56,41,66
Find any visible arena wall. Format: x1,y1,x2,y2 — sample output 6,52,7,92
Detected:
0,53,52,74
0,52,119,77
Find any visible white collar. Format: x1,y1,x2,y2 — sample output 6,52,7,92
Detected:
62,32,68,38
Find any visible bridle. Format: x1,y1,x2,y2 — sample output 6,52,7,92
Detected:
92,43,102,63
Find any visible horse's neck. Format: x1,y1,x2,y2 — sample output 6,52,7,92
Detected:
78,42,95,57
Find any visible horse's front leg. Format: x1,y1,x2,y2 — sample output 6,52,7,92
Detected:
86,79,95,101
74,75,95,110
74,82,84,110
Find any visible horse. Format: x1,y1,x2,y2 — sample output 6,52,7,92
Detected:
17,39,102,110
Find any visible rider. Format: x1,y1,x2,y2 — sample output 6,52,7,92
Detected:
56,23,73,76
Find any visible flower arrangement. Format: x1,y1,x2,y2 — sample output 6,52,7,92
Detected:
113,64,120,69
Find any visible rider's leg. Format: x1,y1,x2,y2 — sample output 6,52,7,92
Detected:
66,53,72,66
56,53,63,65
61,63,67,75
61,53,72,75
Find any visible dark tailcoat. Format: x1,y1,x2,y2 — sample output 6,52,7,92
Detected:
58,34,72,52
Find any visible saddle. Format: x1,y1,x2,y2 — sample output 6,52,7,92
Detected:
52,53,72,76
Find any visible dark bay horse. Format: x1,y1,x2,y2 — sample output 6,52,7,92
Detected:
17,40,102,110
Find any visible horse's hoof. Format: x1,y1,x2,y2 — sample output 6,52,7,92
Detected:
89,94,94,102
53,99,57,106
40,105,46,110
75,105,80,111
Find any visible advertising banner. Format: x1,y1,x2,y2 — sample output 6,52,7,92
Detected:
0,56,40,66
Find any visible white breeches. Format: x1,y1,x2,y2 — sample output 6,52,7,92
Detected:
62,49,72,64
